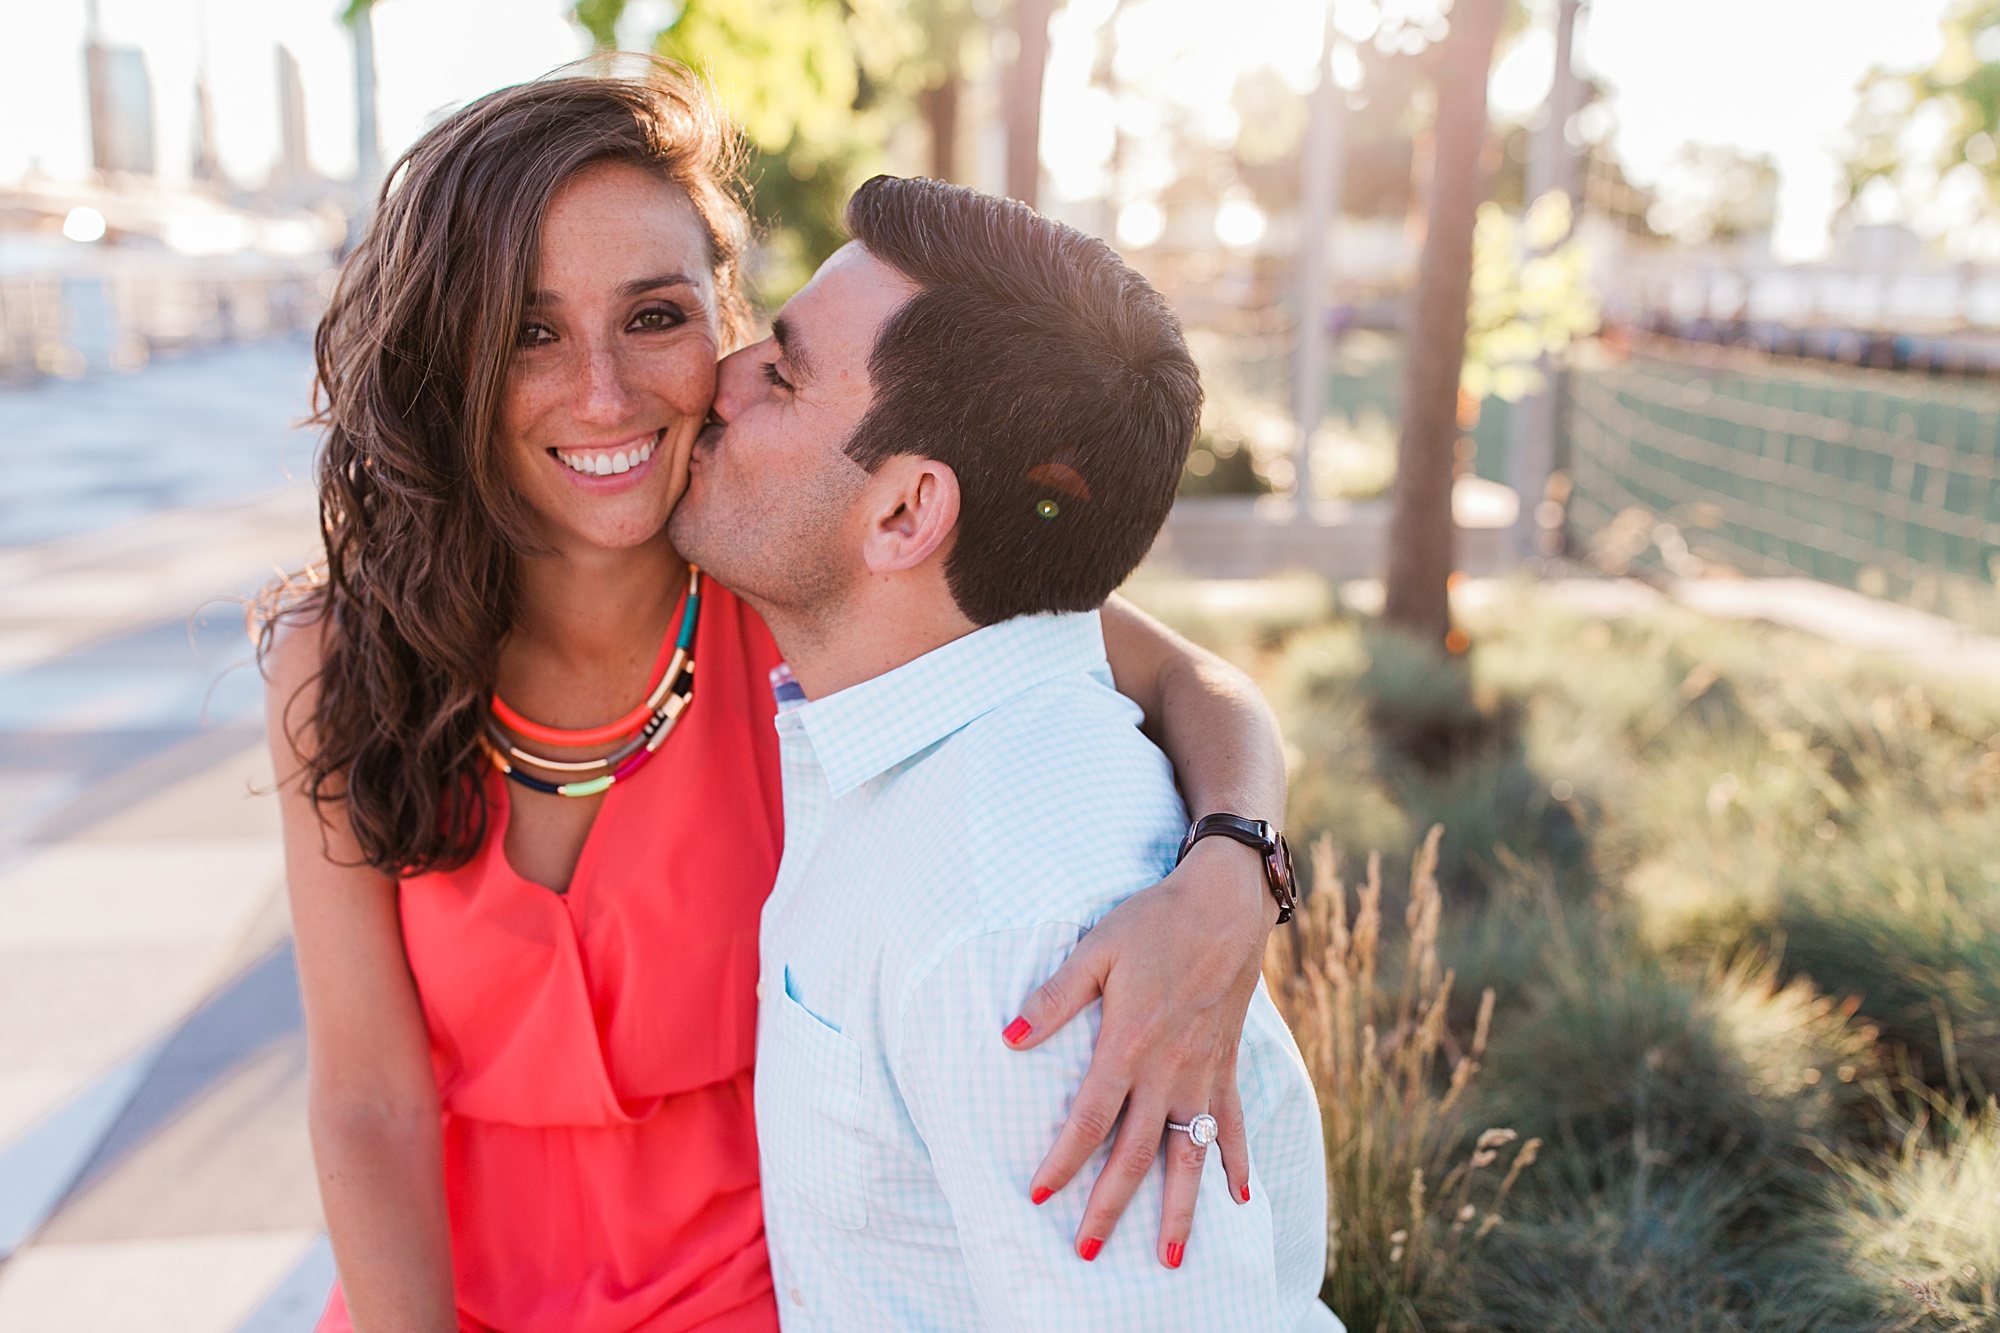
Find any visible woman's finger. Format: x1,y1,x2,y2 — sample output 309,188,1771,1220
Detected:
1211,1060,1251,1205
1028,1060,1133,1205
1153,1115,1208,1268
1069,1088,1170,1259
1002,929,1110,1051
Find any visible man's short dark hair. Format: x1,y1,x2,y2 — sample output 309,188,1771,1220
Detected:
842,175,1201,626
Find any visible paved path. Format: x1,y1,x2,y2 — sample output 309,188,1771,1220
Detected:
0,342,330,1332
0,342,319,552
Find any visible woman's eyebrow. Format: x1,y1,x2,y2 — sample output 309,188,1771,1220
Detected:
619,273,697,297
524,273,697,307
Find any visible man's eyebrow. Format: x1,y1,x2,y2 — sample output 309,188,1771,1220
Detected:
771,314,816,382
524,274,697,308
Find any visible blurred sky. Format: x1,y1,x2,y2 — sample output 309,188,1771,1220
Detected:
0,0,1961,261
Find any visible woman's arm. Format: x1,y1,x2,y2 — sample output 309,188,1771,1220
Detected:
1005,592,1286,1269
266,622,457,1333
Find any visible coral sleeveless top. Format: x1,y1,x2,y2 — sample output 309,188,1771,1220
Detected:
316,582,786,1333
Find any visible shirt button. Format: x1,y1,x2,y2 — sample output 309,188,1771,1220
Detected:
756,979,765,1001
788,1288,805,1306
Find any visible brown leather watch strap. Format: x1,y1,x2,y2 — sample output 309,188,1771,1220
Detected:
1175,814,1298,925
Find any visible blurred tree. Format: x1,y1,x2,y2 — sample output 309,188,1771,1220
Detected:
1648,142,1779,247
1004,0,1057,206
897,0,986,182
571,0,877,296
1230,67,1311,218
1462,191,1599,402
1492,125,1661,240
652,0,878,294
572,0,997,299
1220,31,1446,224
1382,0,1510,650
1488,81,1661,240
1844,0,2000,218
339,0,384,204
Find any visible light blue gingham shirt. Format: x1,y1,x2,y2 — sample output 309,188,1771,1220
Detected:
754,609,1340,1332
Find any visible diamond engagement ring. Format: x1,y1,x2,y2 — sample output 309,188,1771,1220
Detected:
1166,1113,1219,1149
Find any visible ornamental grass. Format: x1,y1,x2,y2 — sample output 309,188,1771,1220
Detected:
1819,1093,2000,1330
1264,826,1537,1331
1146,575,2000,1328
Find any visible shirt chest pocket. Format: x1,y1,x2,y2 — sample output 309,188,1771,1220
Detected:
760,971,869,1231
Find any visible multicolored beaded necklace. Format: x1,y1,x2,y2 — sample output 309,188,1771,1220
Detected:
481,566,701,799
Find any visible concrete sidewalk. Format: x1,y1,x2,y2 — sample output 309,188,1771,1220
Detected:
0,344,330,1332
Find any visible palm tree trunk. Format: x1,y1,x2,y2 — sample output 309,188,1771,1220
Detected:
919,78,960,182
1382,0,1505,646
1004,0,1055,207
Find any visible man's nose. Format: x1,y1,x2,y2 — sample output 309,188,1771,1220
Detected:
710,342,769,423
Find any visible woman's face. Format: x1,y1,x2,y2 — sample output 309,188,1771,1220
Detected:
499,160,720,556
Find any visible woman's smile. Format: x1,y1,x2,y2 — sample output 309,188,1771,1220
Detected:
547,427,666,489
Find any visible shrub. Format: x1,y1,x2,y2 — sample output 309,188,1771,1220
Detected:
1480,949,1880,1199
1819,1096,2000,1331
1190,580,2000,1327
1355,627,1515,773
1758,773,2000,1089
1453,1156,1840,1333
1387,750,1589,896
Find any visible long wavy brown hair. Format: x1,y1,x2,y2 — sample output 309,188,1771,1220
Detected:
257,60,751,877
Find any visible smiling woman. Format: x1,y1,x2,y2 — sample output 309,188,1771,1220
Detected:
255,61,797,1333
273,62,751,878
501,163,720,553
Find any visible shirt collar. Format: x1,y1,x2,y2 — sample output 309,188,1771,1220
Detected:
784,610,1107,799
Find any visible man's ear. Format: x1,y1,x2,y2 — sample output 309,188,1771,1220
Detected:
859,456,959,576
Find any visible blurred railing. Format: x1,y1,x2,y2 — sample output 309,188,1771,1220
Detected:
1566,334,2000,629
0,264,329,383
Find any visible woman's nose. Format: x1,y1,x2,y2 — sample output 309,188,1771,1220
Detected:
574,345,638,425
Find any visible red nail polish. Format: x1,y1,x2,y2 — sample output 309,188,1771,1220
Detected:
1031,1186,1053,1205
1002,1016,1033,1045
1165,1242,1184,1269
1239,1183,1251,1203
1078,1237,1103,1262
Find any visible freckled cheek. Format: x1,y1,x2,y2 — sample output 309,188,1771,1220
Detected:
651,340,718,420
496,362,563,456
495,404,543,490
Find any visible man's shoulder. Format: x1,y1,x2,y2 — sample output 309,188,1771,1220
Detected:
940,668,1177,813
912,670,1188,931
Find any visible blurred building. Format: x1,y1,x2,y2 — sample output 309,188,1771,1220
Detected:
273,46,320,199
2,17,349,384
84,41,155,178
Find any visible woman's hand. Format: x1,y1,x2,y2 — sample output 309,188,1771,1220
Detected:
1003,835,1276,1268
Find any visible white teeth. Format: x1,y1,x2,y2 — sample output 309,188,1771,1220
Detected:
553,439,656,476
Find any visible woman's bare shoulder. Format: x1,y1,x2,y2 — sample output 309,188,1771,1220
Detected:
261,597,333,694
261,598,337,768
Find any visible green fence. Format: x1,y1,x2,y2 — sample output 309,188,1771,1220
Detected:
1567,337,2000,630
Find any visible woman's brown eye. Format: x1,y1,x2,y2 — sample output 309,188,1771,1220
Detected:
517,323,555,348
631,306,686,331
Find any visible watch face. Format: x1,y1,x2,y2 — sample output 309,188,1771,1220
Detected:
1265,832,1298,902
